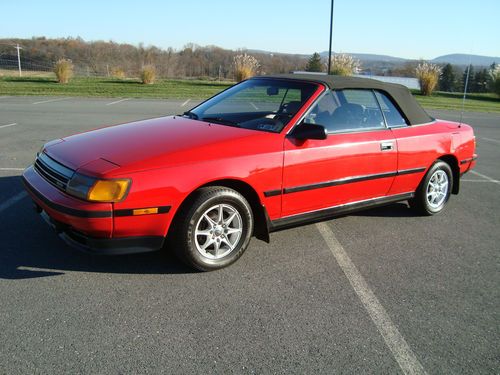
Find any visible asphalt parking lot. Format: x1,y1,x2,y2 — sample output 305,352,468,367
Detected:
0,96,498,374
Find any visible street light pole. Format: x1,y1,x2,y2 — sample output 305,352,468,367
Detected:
15,43,22,77
327,0,335,75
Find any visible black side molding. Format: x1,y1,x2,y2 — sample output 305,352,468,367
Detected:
397,167,426,175
263,189,282,197
284,171,398,194
460,156,478,165
264,168,425,197
269,192,414,232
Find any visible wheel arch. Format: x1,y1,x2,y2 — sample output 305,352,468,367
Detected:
168,179,270,243
438,154,460,194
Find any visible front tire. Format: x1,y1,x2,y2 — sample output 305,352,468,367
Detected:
409,161,453,215
172,187,253,271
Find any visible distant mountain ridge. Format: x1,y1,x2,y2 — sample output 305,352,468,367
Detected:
430,54,499,66
319,51,406,62
318,52,500,66
251,49,499,66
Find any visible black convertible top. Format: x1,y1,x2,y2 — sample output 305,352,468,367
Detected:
255,73,432,125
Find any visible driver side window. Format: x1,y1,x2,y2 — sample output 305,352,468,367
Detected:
306,89,386,133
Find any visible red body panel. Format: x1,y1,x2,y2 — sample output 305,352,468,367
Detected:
48,117,282,175
22,88,477,248
282,129,397,216
110,146,284,237
390,121,476,195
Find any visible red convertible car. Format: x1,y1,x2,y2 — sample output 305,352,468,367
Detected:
23,74,477,270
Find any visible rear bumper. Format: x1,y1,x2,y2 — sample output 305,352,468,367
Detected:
460,154,478,175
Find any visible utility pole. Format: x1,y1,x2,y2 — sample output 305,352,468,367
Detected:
15,43,22,77
327,0,335,75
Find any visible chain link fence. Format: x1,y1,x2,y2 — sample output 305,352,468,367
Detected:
0,56,122,77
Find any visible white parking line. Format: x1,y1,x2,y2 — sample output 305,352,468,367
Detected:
17,266,65,274
181,99,191,107
250,102,259,110
316,222,427,375
462,179,500,183
470,170,500,186
0,167,25,171
32,97,71,105
481,137,500,145
0,123,17,129
106,98,131,106
0,191,28,213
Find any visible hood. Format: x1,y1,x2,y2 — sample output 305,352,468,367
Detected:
44,116,275,176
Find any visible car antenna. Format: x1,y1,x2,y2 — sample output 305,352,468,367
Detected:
459,57,472,128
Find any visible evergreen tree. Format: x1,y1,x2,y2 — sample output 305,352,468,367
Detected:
489,64,500,97
439,63,456,92
305,52,323,72
473,69,490,93
491,69,500,97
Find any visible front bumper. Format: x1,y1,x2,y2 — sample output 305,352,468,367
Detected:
39,209,164,255
23,165,165,255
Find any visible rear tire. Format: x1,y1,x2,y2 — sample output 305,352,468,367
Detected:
171,187,253,271
409,161,453,216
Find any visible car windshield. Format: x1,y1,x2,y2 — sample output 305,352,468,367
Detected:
185,78,319,133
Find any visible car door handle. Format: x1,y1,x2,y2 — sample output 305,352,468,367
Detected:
380,141,394,151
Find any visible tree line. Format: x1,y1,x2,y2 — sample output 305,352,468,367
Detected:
304,52,497,94
439,63,495,93
0,37,306,80
0,37,498,94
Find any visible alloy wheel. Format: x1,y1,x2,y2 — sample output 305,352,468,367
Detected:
194,204,243,259
426,170,449,208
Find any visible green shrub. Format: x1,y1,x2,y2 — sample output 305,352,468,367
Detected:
140,65,156,84
53,59,73,84
416,62,442,96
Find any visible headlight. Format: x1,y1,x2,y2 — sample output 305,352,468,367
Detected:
66,173,96,200
66,173,131,202
88,179,130,202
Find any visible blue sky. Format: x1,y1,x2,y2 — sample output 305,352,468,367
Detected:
2,0,499,59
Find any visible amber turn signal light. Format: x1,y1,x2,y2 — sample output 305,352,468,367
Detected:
132,207,159,216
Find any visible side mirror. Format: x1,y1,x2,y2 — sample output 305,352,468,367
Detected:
290,123,327,140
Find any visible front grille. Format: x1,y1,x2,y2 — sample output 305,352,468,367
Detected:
34,153,74,191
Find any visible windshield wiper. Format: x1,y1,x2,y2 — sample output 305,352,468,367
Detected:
201,117,240,127
182,111,199,120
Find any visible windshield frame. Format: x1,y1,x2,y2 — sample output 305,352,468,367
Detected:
185,78,322,134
